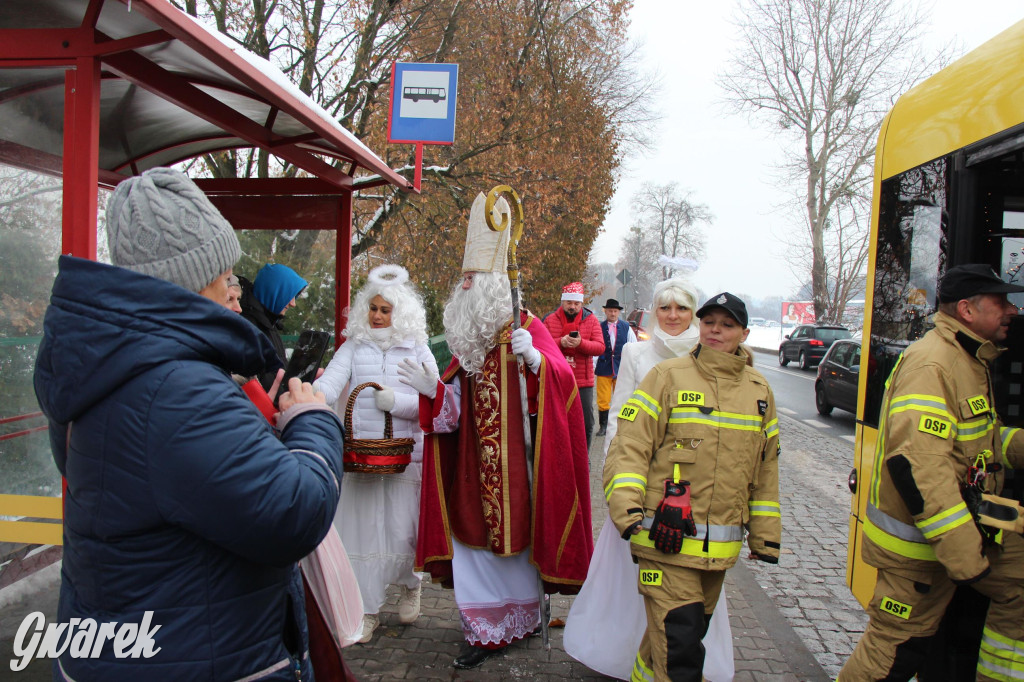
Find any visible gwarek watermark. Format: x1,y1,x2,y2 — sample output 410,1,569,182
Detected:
9,611,161,672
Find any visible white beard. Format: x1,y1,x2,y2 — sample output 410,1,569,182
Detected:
443,272,513,376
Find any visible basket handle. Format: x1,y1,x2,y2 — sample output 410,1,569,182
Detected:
345,382,394,439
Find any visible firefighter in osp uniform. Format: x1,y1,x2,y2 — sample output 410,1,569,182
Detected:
838,265,1024,681
604,292,781,682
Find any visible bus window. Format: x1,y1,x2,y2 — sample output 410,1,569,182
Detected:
964,142,1024,426
863,156,948,428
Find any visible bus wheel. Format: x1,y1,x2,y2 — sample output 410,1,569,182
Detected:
816,383,833,415
778,349,789,367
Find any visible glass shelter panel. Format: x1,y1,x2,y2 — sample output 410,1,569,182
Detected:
0,166,63,499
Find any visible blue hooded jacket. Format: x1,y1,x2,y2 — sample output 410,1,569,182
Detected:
253,264,308,317
33,256,343,681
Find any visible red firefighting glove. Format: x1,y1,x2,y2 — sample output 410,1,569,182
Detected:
649,480,697,554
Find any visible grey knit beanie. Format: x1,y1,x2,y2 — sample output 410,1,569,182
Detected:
106,167,241,293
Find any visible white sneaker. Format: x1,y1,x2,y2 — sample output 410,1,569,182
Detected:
398,582,422,624
358,614,379,644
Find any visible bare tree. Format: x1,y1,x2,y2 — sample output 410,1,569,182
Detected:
617,224,661,310
632,182,710,279
719,0,949,323
173,0,658,328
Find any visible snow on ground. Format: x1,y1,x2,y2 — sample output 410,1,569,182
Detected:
746,325,785,352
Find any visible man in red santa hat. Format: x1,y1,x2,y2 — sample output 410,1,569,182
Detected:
397,192,594,670
543,281,605,449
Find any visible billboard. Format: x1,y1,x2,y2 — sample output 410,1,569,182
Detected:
782,301,815,325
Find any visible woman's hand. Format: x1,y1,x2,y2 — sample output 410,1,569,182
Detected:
278,377,326,411
374,387,396,412
397,358,439,399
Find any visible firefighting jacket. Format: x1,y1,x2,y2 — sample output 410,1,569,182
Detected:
862,312,1024,583
603,343,781,570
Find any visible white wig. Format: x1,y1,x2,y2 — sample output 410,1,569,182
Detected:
652,276,699,327
344,264,428,347
443,271,513,377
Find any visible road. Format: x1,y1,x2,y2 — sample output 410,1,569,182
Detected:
749,349,857,447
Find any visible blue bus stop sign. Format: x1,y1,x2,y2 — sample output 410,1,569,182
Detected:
387,63,459,145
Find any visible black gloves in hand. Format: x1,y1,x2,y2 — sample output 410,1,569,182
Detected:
649,480,697,554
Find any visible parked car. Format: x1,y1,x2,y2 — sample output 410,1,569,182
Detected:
749,316,766,327
815,339,862,415
778,324,853,370
626,308,652,341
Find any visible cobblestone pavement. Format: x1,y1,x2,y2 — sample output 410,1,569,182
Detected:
744,413,869,679
343,424,835,681
0,414,859,681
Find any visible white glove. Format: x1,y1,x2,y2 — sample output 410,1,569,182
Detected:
397,358,438,399
511,328,542,373
373,387,395,412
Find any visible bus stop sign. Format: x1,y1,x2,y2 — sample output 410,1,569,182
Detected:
387,62,459,144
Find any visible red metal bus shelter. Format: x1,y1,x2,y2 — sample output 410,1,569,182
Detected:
0,0,412,555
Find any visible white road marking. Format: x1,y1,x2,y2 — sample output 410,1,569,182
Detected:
842,435,856,443
752,360,816,382
778,407,797,416
802,419,830,429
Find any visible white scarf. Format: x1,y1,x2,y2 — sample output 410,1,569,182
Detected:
652,324,700,358
367,326,400,351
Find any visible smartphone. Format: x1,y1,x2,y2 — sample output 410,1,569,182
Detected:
277,330,331,404
569,331,579,338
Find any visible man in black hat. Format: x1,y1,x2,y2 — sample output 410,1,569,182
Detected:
840,264,1024,681
595,298,636,436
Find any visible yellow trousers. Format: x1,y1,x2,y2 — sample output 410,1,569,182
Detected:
596,375,616,412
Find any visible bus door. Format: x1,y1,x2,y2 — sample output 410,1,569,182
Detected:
849,125,1024,607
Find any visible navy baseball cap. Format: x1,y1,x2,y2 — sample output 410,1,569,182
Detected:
696,292,748,328
938,264,1024,303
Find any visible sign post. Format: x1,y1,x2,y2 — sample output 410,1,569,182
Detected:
387,62,459,191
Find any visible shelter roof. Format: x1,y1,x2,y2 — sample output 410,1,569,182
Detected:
0,0,412,191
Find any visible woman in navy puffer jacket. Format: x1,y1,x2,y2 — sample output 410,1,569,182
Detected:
33,168,344,681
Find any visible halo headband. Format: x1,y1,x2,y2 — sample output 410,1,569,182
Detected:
368,264,410,287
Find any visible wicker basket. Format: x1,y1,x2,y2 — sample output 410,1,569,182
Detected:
342,382,414,474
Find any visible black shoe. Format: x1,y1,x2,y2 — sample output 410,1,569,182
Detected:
596,426,607,436
453,644,503,669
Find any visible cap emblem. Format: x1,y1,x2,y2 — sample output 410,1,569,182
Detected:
717,295,727,304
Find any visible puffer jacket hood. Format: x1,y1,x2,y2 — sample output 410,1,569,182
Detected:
35,256,278,426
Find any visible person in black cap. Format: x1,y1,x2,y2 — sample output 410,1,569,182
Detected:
603,291,779,681
839,264,1024,681
595,298,637,436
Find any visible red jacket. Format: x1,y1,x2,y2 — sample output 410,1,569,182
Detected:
543,307,604,387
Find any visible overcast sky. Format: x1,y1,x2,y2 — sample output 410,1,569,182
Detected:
590,0,1024,301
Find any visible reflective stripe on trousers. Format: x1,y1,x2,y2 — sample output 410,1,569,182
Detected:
979,626,1024,681
631,651,655,682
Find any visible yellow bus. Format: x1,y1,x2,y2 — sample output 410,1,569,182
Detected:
847,20,1024,606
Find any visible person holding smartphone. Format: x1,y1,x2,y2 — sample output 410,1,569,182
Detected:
34,167,343,681
543,282,605,448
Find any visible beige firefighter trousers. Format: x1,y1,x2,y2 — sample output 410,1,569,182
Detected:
977,531,1024,682
633,557,725,682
